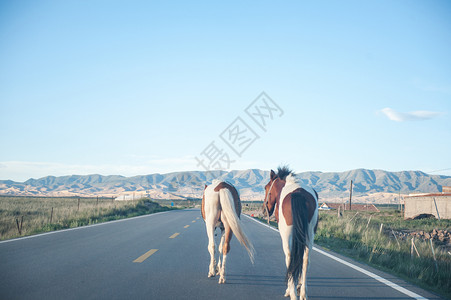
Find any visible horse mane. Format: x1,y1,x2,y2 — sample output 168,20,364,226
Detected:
277,165,294,180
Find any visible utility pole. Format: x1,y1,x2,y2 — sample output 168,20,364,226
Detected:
349,180,353,211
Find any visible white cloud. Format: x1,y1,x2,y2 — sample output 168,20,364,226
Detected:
380,107,443,122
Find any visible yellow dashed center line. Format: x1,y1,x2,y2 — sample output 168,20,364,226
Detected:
133,249,158,263
196,217,200,220
169,232,180,239
184,225,190,228
192,220,196,223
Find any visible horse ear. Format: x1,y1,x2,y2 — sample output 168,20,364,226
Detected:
204,184,208,189
270,170,277,180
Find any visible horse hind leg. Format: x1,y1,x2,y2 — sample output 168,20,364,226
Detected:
206,223,216,277
296,246,306,296
218,224,232,284
216,228,225,275
280,225,296,299
298,247,310,300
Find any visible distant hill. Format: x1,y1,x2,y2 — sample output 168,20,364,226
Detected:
1,169,450,203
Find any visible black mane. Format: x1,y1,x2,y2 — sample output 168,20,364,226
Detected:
277,165,294,180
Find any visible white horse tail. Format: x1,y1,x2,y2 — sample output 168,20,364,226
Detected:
218,188,255,263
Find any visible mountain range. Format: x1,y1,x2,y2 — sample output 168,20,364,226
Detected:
1,169,450,203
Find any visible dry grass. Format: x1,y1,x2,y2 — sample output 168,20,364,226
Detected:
0,196,172,240
316,210,451,299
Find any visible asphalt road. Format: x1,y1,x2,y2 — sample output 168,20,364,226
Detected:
0,209,443,300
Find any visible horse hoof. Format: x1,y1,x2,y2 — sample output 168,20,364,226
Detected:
218,277,226,284
208,272,215,278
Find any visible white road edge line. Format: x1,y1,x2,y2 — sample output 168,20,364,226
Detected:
244,214,428,300
0,211,171,244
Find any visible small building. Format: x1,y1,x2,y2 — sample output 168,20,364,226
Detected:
319,203,333,210
404,188,451,219
319,203,379,212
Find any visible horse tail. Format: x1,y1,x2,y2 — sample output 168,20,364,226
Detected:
287,191,310,281
218,188,255,263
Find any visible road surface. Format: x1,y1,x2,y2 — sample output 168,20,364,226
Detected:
0,209,443,299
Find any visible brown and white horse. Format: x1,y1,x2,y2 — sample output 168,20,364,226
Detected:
263,166,318,300
201,180,255,284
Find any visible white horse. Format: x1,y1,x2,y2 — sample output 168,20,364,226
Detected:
263,166,318,300
201,180,255,284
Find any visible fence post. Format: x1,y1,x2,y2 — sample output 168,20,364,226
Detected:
401,196,404,217
366,216,372,229
412,237,420,258
350,212,359,222
430,239,438,272
78,198,80,212
433,197,441,220
15,216,23,235
349,180,353,211
391,228,400,249
50,207,53,223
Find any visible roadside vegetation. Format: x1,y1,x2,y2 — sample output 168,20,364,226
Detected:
315,209,450,299
0,196,178,241
251,205,450,299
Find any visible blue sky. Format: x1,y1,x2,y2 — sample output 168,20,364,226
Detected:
1,0,450,181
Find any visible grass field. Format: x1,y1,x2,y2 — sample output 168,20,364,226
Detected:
0,196,177,240
316,209,451,299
